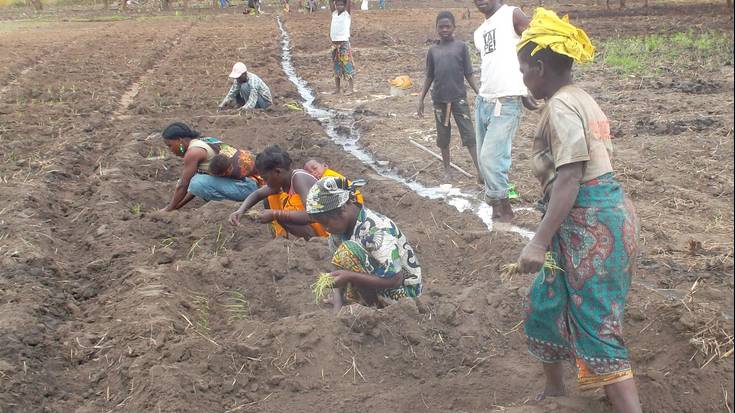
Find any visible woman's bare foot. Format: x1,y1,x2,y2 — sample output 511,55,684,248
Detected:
535,385,566,401
604,378,643,413
536,362,566,402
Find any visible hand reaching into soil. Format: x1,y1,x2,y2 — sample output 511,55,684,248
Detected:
229,211,243,226
230,210,264,226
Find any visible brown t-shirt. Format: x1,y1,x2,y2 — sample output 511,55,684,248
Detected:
532,85,614,198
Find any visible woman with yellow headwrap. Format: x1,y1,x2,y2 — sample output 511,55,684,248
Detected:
515,8,642,413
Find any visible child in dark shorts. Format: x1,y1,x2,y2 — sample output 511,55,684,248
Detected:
417,11,483,183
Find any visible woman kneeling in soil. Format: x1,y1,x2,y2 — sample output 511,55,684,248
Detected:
160,122,259,212
515,9,641,412
306,177,422,310
229,145,328,239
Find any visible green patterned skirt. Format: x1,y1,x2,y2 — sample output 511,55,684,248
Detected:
331,240,419,307
524,173,639,390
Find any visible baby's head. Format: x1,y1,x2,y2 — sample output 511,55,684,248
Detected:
304,159,328,179
209,154,232,177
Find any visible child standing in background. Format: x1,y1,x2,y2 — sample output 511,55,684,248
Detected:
330,0,355,94
417,11,482,182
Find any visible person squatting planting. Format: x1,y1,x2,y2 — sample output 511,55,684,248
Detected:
306,177,422,311
330,0,355,94
515,8,642,413
159,122,259,212
417,11,483,182
229,145,328,239
218,62,273,112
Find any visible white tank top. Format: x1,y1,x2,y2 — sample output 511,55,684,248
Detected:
330,11,351,42
473,4,528,100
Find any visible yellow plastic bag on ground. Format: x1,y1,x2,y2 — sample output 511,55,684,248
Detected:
388,75,413,90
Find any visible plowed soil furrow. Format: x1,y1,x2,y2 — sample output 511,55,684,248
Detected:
281,5,733,412
0,3,732,413
0,18,197,412
0,23,100,95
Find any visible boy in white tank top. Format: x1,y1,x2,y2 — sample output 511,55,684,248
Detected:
472,0,535,223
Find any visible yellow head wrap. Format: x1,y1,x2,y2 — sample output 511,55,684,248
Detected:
517,7,595,63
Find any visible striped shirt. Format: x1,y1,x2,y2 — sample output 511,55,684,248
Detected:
223,73,272,109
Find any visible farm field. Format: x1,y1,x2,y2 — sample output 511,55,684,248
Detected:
0,1,733,412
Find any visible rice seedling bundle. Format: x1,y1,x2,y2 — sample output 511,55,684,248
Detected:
311,272,335,304
500,252,564,283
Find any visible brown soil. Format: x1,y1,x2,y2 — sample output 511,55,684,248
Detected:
0,1,733,412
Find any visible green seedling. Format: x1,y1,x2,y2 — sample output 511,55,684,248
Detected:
311,272,335,304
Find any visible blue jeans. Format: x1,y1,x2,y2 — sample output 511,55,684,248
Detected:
188,174,258,202
475,95,522,202
236,83,271,109
379,0,385,8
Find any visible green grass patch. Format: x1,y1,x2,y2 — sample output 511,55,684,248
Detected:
599,31,734,76
0,18,57,31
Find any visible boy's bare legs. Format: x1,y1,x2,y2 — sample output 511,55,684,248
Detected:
466,145,483,185
604,379,642,413
345,78,354,95
538,362,566,400
441,147,451,180
333,77,341,94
